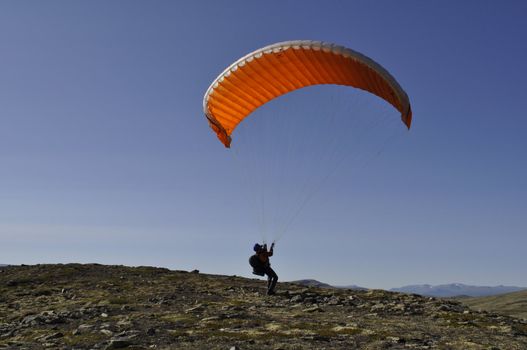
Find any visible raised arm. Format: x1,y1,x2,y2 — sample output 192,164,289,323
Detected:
268,242,274,256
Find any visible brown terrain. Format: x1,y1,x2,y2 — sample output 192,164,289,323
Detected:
460,289,527,320
0,264,526,349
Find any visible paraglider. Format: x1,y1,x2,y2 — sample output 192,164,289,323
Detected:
203,40,412,148
202,41,412,292
249,242,278,295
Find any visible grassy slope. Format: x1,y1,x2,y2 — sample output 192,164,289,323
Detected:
462,289,527,320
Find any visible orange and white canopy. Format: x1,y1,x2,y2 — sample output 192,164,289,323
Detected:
203,40,412,147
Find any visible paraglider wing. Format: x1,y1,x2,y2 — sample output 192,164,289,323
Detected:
203,40,412,148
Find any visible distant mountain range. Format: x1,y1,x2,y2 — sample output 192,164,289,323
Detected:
390,284,526,298
291,280,525,298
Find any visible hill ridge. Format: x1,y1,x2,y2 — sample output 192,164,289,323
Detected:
391,283,526,297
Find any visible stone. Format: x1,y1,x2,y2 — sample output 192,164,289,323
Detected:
201,316,221,322
105,337,133,349
290,295,303,303
327,296,341,305
371,303,386,311
303,305,323,313
185,304,204,313
78,324,94,330
21,314,40,325
43,332,64,340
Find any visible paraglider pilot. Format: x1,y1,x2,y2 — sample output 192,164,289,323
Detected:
249,242,278,295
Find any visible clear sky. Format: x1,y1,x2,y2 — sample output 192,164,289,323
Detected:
1,1,526,289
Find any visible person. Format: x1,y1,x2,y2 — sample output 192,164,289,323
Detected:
249,242,278,295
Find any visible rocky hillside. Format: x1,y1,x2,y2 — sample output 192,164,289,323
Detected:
290,279,334,289
293,280,367,291
1,264,526,349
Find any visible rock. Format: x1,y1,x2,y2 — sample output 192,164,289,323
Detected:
302,305,323,313
289,288,309,295
332,325,359,333
21,314,40,325
77,324,95,331
386,336,404,343
44,332,63,340
201,316,221,322
117,317,132,326
326,296,341,305
105,337,133,349
101,329,114,336
393,303,405,311
304,297,316,304
20,311,65,326
185,304,204,313
313,335,331,342
371,303,386,311
290,295,303,303
35,332,56,341
111,330,139,340
1,329,16,338
438,304,451,311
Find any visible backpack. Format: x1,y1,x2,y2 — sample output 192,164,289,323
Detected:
249,255,265,276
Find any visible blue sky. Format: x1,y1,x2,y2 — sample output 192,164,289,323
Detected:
1,1,526,289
